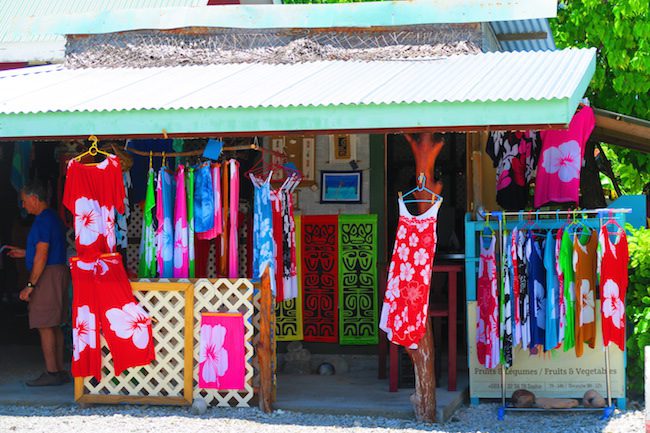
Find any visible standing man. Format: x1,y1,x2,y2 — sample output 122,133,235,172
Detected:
8,181,70,386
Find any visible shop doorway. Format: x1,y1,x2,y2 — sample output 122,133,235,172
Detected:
385,133,468,389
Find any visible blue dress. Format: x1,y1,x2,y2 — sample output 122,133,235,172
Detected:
250,173,276,295
526,231,546,351
193,162,214,234
544,230,559,351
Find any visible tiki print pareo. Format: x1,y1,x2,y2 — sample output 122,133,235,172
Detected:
338,215,378,345
276,215,304,341
301,215,338,343
199,313,245,390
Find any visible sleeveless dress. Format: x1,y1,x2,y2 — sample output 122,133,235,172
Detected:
544,230,559,351
380,197,442,349
559,229,576,351
173,165,189,278
555,227,566,346
476,235,498,368
574,230,597,357
527,232,546,352
250,173,276,295
514,228,531,350
500,232,513,367
511,228,522,347
138,168,157,278
598,226,628,350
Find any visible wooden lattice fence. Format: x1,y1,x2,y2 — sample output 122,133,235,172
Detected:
74,278,259,407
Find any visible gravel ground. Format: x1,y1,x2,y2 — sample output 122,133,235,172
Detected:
0,403,644,433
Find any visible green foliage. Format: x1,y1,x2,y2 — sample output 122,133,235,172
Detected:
625,225,650,395
552,0,649,120
601,145,650,195
552,1,650,195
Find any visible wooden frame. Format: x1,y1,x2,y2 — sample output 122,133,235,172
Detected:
329,134,357,163
74,282,195,406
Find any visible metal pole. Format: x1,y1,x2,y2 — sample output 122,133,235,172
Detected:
605,345,613,408
478,208,631,219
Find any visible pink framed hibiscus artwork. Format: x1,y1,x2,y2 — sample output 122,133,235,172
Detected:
199,312,246,390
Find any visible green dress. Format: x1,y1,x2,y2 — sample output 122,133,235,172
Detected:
186,166,195,278
559,230,575,351
138,168,157,278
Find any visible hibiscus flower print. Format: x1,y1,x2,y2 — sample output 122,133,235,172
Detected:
73,305,96,361
408,233,419,247
385,278,401,302
602,280,625,328
397,243,410,261
393,314,403,331
75,197,102,246
420,264,431,286
397,225,407,240
102,206,116,251
161,218,173,261
413,248,429,266
399,263,415,281
416,221,430,233
105,302,152,350
174,219,188,269
199,324,229,384
541,140,581,182
579,280,595,325
260,218,271,237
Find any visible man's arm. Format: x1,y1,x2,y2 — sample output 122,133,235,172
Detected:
19,242,48,302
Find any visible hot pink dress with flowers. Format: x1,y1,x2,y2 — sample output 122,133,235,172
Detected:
534,106,595,208
476,235,499,369
380,197,442,349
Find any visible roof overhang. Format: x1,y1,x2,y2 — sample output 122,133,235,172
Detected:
13,1,557,38
592,108,650,153
0,48,596,140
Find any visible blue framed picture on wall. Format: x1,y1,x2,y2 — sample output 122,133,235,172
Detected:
320,171,362,204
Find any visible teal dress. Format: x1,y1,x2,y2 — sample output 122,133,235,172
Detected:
544,230,559,351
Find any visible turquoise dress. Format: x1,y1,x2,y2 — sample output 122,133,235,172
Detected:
544,230,559,351
250,173,276,295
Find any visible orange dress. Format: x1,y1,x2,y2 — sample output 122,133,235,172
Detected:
573,231,597,357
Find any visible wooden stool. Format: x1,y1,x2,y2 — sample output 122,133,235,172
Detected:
386,263,463,392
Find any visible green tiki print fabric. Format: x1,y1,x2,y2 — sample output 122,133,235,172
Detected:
338,214,378,345
276,215,304,341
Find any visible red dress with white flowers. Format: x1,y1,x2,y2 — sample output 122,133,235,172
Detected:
598,226,628,351
63,155,126,258
476,235,499,369
380,197,442,349
64,155,155,379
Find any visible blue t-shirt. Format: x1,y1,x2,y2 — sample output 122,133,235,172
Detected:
26,208,67,271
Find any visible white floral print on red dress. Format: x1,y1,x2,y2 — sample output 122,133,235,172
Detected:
379,197,442,349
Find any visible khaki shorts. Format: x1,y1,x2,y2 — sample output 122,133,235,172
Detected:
28,264,70,329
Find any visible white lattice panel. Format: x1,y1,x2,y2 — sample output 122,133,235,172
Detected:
78,285,192,403
193,278,256,407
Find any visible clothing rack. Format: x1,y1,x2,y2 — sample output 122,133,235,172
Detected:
122,142,259,157
473,208,630,421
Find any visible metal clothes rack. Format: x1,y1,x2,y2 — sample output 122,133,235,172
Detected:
479,208,631,421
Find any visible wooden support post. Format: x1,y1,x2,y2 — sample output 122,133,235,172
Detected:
258,266,273,413
401,132,445,422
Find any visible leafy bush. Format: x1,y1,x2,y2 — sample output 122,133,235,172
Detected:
625,225,650,396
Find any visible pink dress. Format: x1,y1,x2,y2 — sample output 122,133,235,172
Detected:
534,106,595,208
173,165,189,278
477,235,499,369
379,197,442,349
228,160,240,278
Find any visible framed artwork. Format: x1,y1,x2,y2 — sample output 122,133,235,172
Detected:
270,135,316,186
329,134,357,163
320,171,363,204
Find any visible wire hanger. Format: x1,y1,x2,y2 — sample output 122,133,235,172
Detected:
71,135,113,162
398,172,442,204
481,211,496,239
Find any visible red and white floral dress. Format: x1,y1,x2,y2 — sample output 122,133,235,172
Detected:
64,155,155,379
598,226,628,351
477,235,499,369
380,197,442,349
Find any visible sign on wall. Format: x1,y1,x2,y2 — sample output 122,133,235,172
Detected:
468,301,625,399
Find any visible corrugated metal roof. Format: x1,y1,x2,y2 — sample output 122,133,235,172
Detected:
490,18,556,52
0,0,207,43
0,48,594,115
